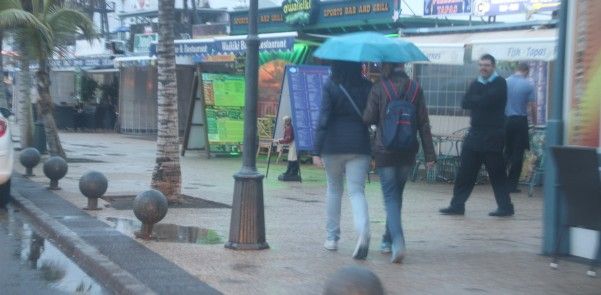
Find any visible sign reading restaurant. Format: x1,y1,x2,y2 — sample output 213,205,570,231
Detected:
230,0,401,35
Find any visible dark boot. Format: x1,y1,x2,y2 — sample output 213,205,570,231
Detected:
279,161,301,182
278,161,293,181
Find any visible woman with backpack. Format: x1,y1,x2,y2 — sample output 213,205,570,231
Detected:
363,63,436,263
313,61,373,260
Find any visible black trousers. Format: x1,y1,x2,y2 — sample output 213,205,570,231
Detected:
451,147,512,209
505,116,529,191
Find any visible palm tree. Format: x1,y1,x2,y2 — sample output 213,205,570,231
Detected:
0,0,50,148
151,0,182,203
3,0,96,158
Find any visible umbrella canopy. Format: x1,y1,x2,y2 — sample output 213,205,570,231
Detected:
313,32,428,63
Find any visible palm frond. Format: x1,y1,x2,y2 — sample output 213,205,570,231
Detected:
0,9,44,31
47,7,97,42
0,0,22,11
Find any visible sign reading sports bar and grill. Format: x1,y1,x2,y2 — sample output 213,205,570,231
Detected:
230,0,400,35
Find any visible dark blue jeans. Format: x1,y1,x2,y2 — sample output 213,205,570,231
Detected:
377,165,413,247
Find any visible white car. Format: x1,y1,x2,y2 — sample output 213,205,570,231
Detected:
0,107,14,207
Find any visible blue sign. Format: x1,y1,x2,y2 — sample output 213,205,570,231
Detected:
472,0,560,16
213,36,295,55
175,41,213,56
48,56,114,69
285,65,331,151
424,0,471,16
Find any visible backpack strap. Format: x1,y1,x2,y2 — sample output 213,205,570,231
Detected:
381,80,401,102
403,80,419,104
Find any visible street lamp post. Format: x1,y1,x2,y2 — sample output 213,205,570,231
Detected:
225,0,269,250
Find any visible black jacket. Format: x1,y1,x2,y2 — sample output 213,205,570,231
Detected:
314,78,372,156
462,76,507,152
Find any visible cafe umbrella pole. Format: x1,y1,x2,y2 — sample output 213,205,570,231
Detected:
225,0,269,250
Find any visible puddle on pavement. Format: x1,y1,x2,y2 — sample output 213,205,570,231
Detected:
0,207,109,295
105,217,223,245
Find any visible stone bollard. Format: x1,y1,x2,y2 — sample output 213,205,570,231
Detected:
19,147,41,177
133,189,168,240
323,266,384,295
43,156,68,190
79,171,108,210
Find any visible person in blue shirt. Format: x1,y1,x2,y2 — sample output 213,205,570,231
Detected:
505,63,536,193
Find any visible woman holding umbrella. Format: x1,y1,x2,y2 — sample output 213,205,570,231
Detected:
313,61,373,260
314,32,431,263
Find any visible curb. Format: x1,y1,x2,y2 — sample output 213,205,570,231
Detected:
12,191,156,295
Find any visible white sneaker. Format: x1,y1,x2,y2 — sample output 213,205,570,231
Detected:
324,240,338,251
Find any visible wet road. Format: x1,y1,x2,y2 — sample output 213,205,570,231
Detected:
0,206,108,295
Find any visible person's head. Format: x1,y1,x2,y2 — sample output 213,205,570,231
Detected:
283,116,291,126
516,62,529,76
478,54,496,79
330,61,363,86
381,62,405,78
323,266,384,295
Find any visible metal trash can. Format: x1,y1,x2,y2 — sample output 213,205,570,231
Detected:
33,121,47,154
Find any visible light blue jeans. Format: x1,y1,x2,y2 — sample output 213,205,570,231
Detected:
322,154,371,242
377,165,413,250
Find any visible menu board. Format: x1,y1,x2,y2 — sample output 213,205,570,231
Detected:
201,73,246,154
276,65,330,151
202,73,245,107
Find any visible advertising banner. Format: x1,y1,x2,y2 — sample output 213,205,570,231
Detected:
424,0,472,16
472,0,560,17
134,33,158,53
565,0,601,147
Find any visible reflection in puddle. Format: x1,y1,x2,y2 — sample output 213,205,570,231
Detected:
0,207,109,294
105,217,223,245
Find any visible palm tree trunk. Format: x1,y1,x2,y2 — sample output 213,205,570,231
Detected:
35,58,65,158
152,0,182,203
18,39,33,148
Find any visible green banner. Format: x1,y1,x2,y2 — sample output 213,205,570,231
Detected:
202,73,245,107
201,73,246,154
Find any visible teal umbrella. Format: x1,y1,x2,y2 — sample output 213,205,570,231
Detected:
313,32,429,63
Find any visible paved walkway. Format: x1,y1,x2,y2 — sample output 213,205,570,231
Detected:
12,132,601,294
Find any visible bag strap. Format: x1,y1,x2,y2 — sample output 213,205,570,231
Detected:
403,80,419,104
338,84,363,118
381,80,395,102
382,79,419,104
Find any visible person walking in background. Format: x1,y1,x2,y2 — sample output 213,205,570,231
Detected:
505,63,536,193
313,61,372,260
440,54,515,217
363,63,436,263
275,116,301,182
73,101,85,132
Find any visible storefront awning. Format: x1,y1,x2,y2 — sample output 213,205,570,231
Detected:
403,28,557,64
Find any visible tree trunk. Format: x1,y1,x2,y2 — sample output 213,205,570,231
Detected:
35,59,65,158
152,0,182,203
18,40,34,148
0,31,7,109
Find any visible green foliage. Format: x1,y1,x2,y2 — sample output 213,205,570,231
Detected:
79,75,97,102
99,80,118,105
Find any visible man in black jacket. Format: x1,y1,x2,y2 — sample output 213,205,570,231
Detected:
440,54,515,217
